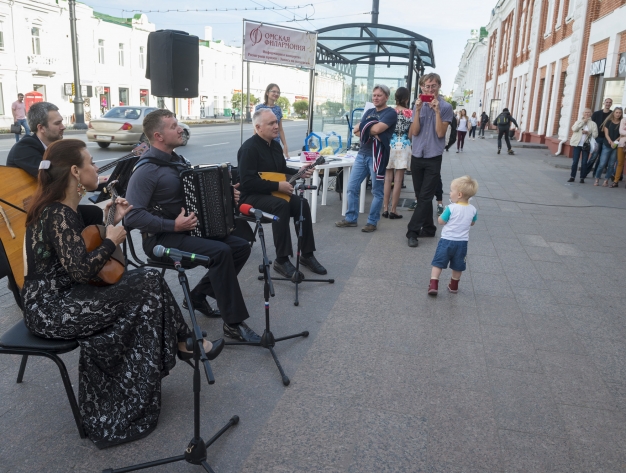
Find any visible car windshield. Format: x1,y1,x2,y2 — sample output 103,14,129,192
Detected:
103,107,144,120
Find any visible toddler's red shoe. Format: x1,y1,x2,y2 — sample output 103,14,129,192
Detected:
448,279,459,293
428,279,439,296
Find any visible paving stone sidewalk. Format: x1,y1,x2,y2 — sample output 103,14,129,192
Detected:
2,137,626,472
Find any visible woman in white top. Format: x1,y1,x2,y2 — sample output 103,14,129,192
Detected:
468,112,478,140
568,108,598,183
456,109,469,153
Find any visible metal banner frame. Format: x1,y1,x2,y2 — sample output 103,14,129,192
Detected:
239,19,318,147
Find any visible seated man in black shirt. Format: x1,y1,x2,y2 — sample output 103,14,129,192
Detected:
6,101,104,225
237,108,327,278
125,109,260,343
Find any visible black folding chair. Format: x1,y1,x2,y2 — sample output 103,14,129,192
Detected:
0,240,85,438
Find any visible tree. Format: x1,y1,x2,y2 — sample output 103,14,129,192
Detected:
319,100,343,116
276,96,291,115
443,95,458,110
231,93,259,111
293,100,309,118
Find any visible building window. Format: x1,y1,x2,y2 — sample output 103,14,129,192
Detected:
0,20,5,51
232,65,236,79
223,64,227,79
0,82,4,115
31,27,41,55
555,0,565,28
119,87,129,106
566,0,575,20
214,63,218,79
139,46,145,69
98,40,105,64
201,60,204,78
545,0,555,36
118,43,125,66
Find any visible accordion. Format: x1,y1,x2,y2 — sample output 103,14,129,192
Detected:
181,163,235,239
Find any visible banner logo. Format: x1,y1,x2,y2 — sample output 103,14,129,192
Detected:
250,25,263,46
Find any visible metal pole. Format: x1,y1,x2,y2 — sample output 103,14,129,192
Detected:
240,21,245,145
68,0,87,129
246,62,251,123
407,42,415,99
371,0,379,24
307,69,315,136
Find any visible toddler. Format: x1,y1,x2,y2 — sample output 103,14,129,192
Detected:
428,175,478,295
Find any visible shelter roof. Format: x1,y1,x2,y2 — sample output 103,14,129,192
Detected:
315,23,435,74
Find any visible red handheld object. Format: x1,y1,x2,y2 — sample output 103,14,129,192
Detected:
419,94,434,103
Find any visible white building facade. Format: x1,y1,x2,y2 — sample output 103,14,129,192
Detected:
457,0,626,156
453,29,488,114
0,0,341,128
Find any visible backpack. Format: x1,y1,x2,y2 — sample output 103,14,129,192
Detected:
496,113,510,127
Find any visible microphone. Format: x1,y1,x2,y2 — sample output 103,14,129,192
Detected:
295,184,318,190
153,245,211,267
238,203,280,222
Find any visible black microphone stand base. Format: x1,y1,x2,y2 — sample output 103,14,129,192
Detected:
259,187,335,306
103,262,238,473
229,214,309,386
102,416,239,473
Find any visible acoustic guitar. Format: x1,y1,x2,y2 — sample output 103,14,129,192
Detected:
0,142,147,289
258,156,326,202
81,181,125,286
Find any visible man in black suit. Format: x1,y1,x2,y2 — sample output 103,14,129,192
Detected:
237,108,327,278
6,101,104,225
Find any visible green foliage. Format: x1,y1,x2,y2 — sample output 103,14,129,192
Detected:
443,96,458,110
293,100,309,117
276,96,291,114
231,93,259,111
319,100,343,116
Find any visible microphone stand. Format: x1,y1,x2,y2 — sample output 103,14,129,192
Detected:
103,258,238,473
227,209,309,386
265,184,334,306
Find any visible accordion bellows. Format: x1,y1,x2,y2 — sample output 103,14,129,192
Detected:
181,164,235,239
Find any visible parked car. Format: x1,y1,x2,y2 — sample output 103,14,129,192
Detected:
87,106,190,147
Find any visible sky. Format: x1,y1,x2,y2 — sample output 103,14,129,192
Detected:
82,0,496,95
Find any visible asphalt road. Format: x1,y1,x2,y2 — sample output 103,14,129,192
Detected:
0,121,310,167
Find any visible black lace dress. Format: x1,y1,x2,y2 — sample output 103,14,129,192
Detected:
21,203,189,449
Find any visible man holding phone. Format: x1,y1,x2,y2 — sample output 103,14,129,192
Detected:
406,73,454,248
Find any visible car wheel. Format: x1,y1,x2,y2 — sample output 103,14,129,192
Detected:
97,142,111,149
181,129,190,146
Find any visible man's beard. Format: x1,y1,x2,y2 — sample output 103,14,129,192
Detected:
44,129,63,142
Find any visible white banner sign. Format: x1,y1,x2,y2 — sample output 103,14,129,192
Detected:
244,21,317,69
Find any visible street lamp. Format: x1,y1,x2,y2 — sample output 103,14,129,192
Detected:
68,0,87,129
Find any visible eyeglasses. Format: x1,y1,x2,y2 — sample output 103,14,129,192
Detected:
421,84,439,90
270,90,281,95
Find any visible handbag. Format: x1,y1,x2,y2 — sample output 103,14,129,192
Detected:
10,123,22,134
582,134,591,152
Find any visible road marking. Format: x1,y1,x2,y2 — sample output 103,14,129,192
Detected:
203,142,229,147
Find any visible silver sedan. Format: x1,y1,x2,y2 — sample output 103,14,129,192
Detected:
87,106,190,148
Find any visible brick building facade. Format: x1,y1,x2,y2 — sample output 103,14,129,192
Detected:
461,0,626,156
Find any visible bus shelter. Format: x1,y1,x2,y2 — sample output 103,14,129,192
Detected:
309,23,435,149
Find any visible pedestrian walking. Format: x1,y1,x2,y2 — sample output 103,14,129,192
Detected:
11,93,31,142
456,109,468,153
428,175,478,295
567,108,598,183
494,108,518,155
584,98,613,178
478,111,489,138
613,114,626,186
469,112,478,139
405,73,454,248
444,115,457,152
594,107,623,187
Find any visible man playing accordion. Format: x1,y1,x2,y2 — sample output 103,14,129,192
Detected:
125,109,261,343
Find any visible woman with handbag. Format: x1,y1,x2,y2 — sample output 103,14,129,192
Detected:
382,87,412,219
595,107,623,186
611,112,626,187
568,108,598,183
21,139,223,448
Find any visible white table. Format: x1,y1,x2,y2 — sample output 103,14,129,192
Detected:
286,157,366,223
